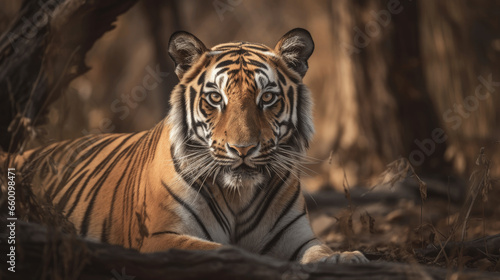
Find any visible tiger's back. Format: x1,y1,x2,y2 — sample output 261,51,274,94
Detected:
6,125,172,247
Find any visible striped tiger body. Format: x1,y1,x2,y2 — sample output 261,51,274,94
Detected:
2,29,367,264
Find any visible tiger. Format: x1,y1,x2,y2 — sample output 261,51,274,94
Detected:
1,28,368,264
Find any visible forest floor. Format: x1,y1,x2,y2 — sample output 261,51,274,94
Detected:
306,160,500,273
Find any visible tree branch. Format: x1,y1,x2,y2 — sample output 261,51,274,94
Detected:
1,220,497,280
0,0,137,151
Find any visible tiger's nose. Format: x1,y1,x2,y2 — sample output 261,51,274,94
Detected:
226,143,259,158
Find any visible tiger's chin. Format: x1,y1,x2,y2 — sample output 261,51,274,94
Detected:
220,167,265,190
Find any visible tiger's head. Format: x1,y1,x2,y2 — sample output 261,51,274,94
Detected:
167,28,314,190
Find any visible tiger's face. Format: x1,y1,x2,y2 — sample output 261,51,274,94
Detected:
168,29,314,190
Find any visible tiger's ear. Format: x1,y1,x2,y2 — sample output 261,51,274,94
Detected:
274,28,314,78
168,31,208,79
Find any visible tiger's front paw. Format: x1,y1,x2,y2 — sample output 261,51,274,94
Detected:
300,245,369,264
318,250,369,264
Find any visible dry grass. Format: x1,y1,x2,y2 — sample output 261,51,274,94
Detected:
313,147,499,271
1,153,86,280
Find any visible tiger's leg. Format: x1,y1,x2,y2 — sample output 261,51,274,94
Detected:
265,213,368,264
140,232,222,253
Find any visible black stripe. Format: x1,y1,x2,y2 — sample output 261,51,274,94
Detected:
124,133,151,247
205,184,232,233
182,58,207,84
170,148,230,234
248,59,268,69
162,181,213,241
235,48,245,55
216,183,236,217
64,139,129,219
236,186,263,216
30,142,66,163
235,174,289,242
25,144,65,180
274,84,286,118
206,82,217,89
52,137,116,199
178,86,188,136
260,212,306,255
45,138,88,198
197,71,206,85
215,67,229,77
107,142,139,245
65,175,91,219
270,184,301,231
287,86,294,119
245,45,271,52
288,73,299,84
296,84,309,148
190,181,231,234
79,143,133,236
53,137,88,171
66,137,117,182
189,86,202,140
237,175,280,225
79,135,137,236
226,69,240,76
216,60,236,68
145,125,163,163
84,134,137,200
277,70,286,85
289,238,316,261
215,50,240,62
152,231,180,236
274,99,285,119
101,218,108,242
254,68,268,76
56,170,89,211
199,100,209,118
170,145,185,176
127,131,154,247
248,51,271,63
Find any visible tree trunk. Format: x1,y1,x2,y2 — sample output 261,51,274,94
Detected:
312,0,448,189
418,0,500,177
0,0,137,152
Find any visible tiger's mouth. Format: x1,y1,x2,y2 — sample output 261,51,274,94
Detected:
230,163,259,175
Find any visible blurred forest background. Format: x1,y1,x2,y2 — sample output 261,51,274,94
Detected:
1,0,500,276
1,0,499,190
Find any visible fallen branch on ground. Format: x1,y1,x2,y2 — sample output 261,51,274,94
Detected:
1,220,498,280
416,233,500,262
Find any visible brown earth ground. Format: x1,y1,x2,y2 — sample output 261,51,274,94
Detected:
306,156,500,273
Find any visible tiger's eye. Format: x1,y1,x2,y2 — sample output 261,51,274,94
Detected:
262,92,274,103
209,93,222,103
